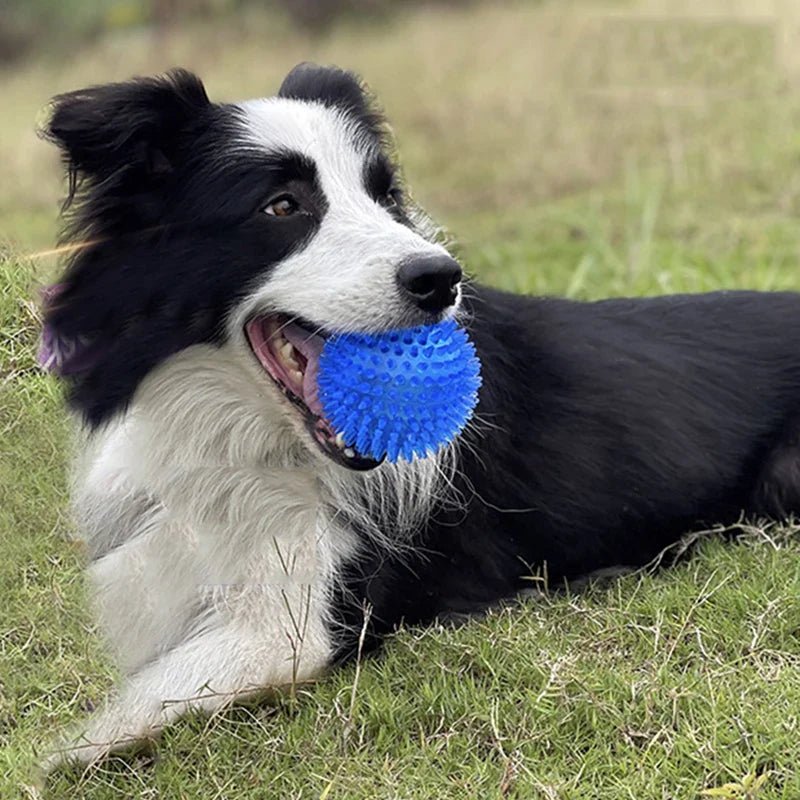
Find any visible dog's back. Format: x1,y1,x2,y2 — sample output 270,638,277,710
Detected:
329,287,800,653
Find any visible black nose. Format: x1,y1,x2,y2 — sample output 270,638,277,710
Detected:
397,255,462,313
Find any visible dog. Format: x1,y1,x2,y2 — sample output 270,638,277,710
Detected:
41,63,800,766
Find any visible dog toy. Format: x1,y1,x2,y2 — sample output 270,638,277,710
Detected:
317,319,482,462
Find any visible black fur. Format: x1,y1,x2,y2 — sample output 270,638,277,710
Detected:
278,62,386,145
43,69,213,239
43,73,329,425
332,288,800,658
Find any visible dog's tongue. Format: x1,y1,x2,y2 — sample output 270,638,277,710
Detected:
283,323,326,417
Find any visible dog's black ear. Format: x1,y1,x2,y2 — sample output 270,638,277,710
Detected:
279,62,367,114
43,69,210,215
279,62,384,141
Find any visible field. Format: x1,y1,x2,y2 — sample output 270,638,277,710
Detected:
3,1,800,797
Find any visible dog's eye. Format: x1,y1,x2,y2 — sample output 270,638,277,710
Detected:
263,195,299,217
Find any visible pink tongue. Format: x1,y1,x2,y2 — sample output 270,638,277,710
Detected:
283,323,325,417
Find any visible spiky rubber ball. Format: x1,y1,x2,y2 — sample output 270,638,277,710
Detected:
317,320,481,463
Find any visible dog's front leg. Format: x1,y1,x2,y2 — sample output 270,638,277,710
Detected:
46,576,331,770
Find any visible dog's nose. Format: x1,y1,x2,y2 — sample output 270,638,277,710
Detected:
397,255,462,313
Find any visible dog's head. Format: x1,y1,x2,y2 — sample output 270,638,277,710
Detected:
43,64,462,470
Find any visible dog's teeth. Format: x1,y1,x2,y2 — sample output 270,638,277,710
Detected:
343,447,355,458
280,341,297,364
289,368,303,384
335,432,346,448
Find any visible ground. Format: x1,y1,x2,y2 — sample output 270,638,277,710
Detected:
2,1,800,797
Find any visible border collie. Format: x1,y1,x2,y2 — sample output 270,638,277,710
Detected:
41,63,800,766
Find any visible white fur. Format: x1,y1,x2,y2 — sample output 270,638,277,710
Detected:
49,97,461,768
53,338,447,766
230,99,453,335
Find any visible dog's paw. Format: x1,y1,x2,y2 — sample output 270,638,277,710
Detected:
42,699,164,774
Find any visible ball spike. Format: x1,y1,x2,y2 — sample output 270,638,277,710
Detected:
317,320,482,463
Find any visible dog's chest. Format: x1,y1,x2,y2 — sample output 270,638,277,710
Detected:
79,421,355,674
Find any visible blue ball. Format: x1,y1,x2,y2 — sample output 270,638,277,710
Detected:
317,320,482,463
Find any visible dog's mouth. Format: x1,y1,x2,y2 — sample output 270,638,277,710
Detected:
244,314,382,471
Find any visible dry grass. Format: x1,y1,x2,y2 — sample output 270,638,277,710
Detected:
3,0,800,250
3,1,800,797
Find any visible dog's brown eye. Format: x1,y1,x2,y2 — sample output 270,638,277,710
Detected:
263,195,299,217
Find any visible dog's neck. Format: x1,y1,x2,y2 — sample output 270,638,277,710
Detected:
77,342,451,561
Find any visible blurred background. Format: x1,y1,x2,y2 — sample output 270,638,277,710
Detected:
1,0,800,296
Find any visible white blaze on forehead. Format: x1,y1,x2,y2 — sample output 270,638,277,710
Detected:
236,97,376,193
231,97,451,334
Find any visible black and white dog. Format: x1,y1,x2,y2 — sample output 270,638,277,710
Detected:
43,63,800,764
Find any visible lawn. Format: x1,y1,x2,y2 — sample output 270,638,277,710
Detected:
3,1,800,797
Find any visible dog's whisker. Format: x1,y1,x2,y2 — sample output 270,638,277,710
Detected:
266,315,301,342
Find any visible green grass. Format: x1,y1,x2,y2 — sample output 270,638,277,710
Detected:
4,1,800,797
